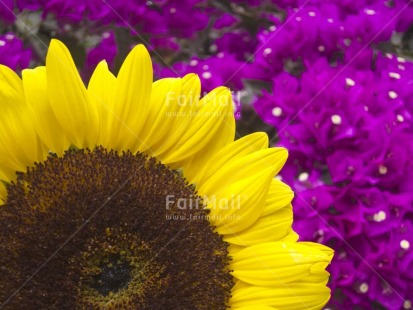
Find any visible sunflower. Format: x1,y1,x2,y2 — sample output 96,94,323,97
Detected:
0,39,333,309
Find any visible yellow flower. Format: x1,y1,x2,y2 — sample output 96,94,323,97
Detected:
0,39,333,309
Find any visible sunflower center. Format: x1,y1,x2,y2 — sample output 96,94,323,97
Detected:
0,147,233,309
90,255,132,296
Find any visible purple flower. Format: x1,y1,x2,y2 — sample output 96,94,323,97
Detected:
0,0,15,23
213,13,239,29
255,44,413,308
251,1,411,82
44,0,87,22
0,34,31,70
159,53,246,92
85,31,117,77
215,31,257,61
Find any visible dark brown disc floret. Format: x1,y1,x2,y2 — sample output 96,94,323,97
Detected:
0,147,233,309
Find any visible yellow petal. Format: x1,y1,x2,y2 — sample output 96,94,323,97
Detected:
199,148,287,234
148,73,201,158
224,204,292,246
279,229,299,242
234,306,278,310
297,270,331,286
110,44,153,152
199,147,287,197
261,179,294,217
299,242,334,262
160,86,234,164
229,243,247,255
0,181,6,205
0,65,41,180
180,117,235,178
0,163,16,183
87,60,117,147
46,39,98,148
224,178,295,246
207,173,270,234
187,132,269,185
231,242,332,287
230,280,331,310
137,77,183,153
22,66,70,156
